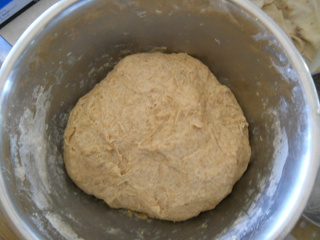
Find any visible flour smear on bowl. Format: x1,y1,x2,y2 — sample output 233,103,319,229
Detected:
9,86,84,240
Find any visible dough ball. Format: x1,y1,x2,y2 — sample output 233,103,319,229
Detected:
63,52,251,221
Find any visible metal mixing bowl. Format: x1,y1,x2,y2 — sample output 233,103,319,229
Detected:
0,0,320,239
304,72,320,227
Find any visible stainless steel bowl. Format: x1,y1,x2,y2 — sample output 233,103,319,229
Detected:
304,170,320,227
0,0,320,239
304,72,320,227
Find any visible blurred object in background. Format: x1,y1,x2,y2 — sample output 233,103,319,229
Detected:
251,0,320,72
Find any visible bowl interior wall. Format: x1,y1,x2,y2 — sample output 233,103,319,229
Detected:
0,1,308,239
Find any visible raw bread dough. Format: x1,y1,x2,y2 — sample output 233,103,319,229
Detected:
63,52,251,221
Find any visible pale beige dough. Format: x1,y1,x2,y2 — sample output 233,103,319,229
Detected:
63,52,251,221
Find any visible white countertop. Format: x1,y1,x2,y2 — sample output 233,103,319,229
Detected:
0,0,60,46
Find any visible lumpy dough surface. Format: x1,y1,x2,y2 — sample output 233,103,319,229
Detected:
64,52,251,221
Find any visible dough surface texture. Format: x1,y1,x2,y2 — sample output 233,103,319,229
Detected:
64,52,251,221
